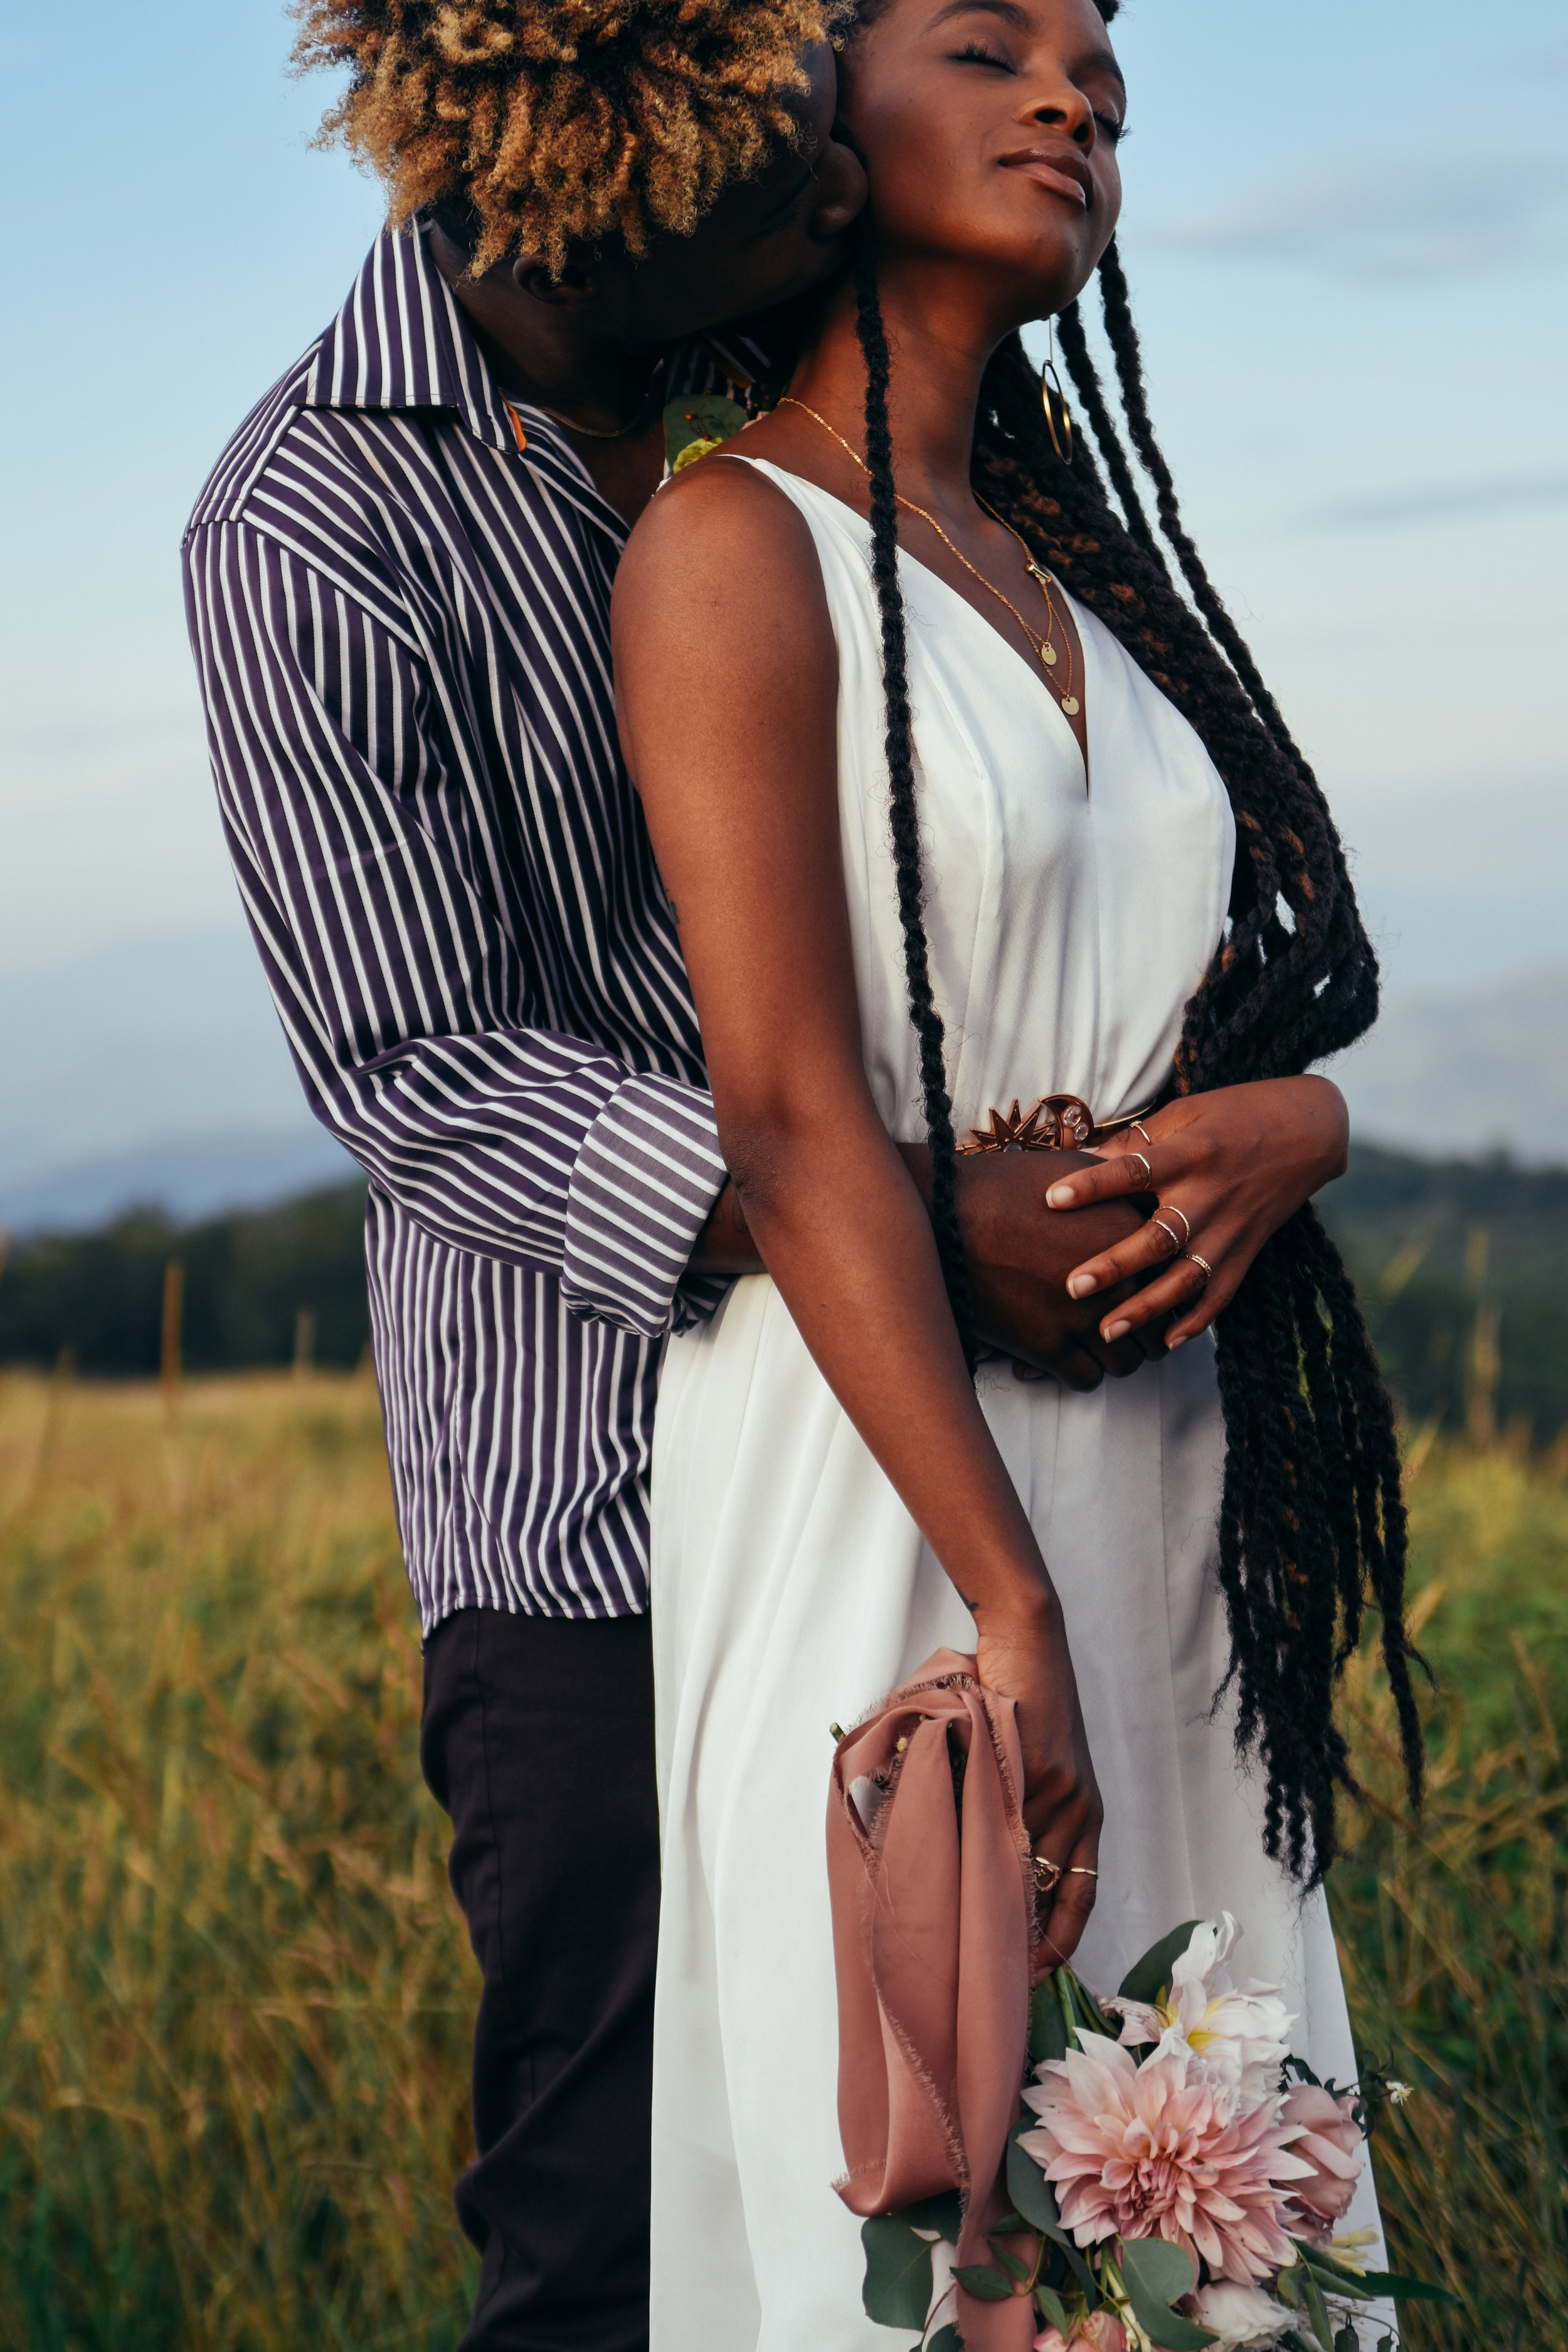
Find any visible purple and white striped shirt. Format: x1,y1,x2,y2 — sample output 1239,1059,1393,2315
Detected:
183,225,734,1629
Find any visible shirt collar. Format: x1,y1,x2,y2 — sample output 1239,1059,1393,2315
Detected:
300,222,529,457
302,223,635,537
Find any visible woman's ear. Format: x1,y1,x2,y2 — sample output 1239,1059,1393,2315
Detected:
808,125,869,243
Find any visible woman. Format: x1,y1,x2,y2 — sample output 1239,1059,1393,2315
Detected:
614,0,1419,2341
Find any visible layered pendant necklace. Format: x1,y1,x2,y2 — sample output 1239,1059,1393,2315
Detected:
777,396,1081,724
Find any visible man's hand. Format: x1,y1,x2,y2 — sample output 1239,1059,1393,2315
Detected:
946,1147,1165,1388
688,1142,1165,1387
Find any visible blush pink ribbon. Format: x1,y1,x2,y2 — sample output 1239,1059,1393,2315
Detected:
827,1646,1041,2350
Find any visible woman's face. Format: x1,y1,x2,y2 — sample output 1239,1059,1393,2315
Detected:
839,0,1125,323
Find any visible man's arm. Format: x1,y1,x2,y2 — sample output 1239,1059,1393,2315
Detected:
184,517,726,1338
691,1153,1163,1383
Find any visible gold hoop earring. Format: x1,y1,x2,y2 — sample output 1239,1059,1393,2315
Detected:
1042,317,1074,467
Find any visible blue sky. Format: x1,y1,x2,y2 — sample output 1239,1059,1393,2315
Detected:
3,0,1565,1014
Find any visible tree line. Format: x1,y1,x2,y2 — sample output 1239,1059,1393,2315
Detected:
3,1147,1565,1444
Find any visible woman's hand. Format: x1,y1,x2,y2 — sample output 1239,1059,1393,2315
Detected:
975,1591,1103,1964
1042,1076,1349,1349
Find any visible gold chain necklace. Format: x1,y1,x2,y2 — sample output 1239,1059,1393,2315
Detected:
777,396,1080,721
505,356,667,443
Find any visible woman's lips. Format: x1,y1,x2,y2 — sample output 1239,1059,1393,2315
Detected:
1003,155,1090,208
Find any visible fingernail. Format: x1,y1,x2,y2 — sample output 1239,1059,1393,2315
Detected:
1046,1184,1076,1207
1103,1319,1130,1340
1167,1333,1187,1350
1067,1274,1097,1298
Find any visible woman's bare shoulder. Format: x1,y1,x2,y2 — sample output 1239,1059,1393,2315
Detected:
613,450,828,637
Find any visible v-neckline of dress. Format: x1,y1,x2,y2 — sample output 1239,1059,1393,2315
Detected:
738,457,1093,797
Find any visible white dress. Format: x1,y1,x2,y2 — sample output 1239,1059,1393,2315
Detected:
648,460,1387,2349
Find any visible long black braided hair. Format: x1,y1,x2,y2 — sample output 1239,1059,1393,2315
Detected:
838,45,1423,1883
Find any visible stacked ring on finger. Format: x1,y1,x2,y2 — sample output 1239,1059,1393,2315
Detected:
1150,1210,1187,1255
1125,1150,1153,1186
1183,1250,1215,1284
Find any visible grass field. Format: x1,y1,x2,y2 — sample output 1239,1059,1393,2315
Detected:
0,1369,1562,2349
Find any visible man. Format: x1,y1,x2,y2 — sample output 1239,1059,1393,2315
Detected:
183,4,1156,2343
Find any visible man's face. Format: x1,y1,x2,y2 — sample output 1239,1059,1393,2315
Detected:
607,43,867,341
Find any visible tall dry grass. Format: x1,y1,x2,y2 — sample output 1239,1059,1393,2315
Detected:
0,1368,477,2349
0,1372,1562,2346
1331,1440,1568,2349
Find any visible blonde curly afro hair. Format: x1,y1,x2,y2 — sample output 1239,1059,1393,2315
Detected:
293,0,851,275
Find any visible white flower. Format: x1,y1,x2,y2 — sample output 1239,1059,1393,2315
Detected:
1116,1915,1297,2116
1386,2079,1412,2106
1189,2278,1295,2348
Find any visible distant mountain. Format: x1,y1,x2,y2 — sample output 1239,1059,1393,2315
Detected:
5,933,1565,1232
0,931,353,1231
1,1126,355,1234
1330,966,1568,1164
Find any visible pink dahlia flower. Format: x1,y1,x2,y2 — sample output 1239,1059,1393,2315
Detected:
1020,2033,1313,2284
1033,2314,1128,2352
1276,2084,1364,2247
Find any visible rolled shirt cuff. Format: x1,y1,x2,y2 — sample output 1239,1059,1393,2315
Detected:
562,1071,729,1337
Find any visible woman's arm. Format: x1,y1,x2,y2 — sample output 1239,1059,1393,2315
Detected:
1041,1077,1351,1345
615,457,1099,1949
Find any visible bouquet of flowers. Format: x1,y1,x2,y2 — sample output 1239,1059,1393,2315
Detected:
859,1914,1456,2352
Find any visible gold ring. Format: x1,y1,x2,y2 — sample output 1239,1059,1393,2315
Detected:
1131,1120,1152,1147
1125,1151,1153,1185
1159,1202,1192,1246
1066,1866,1099,1878
1033,1855,1064,1895
1150,1214,1185,1256
1184,1250,1215,1283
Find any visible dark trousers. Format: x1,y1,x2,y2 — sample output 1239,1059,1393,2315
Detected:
421,1608,660,2352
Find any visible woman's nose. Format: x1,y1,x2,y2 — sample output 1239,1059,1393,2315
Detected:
1024,82,1096,148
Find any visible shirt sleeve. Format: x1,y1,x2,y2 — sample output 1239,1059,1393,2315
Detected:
184,517,726,1338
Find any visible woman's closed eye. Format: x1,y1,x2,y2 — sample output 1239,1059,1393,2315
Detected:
952,40,1015,72
951,41,1127,142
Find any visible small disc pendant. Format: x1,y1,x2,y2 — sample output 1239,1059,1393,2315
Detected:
1061,695,1081,716
1041,643,1057,667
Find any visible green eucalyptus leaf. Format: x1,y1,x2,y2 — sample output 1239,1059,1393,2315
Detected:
1116,1922,1202,2008
928,2328,962,2352
953,2262,1015,2302
1115,2237,1216,2349
1301,2267,1337,2352
892,2191,963,2243
1063,1968,1115,2041
1353,2270,1463,2306
1116,2238,1196,2306
1030,1974,1071,2066
988,2239,1033,2284
1004,2127,1099,2306
1006,2127,1059,2232
1036,2284,1069,2332
1276,2265,1305,2309
1298,2247,1376,2296
861,2215,934,2330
